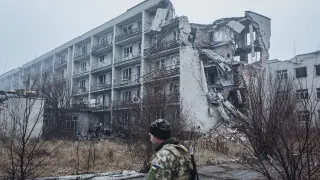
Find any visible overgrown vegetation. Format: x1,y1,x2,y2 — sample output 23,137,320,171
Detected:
231,66,320,180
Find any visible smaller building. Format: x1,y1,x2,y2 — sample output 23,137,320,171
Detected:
0,91,44,139
266,50,320,124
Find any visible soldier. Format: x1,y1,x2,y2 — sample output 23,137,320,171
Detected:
147,119,197,180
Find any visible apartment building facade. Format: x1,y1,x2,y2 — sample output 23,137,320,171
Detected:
0,0,271,134
267,51,320,123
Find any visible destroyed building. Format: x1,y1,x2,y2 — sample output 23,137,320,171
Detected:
0,0,271,136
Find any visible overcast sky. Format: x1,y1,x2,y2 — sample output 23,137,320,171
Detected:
0,0,319,74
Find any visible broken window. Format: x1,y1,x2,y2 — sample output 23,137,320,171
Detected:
99,55,105,63
276,70,288,80
65,113,79,131
138,42,142,54
136,65,141,79
122,91,132,101
205,67,217,85
315,65,320,76
295,67,307,78
154,59,166,70
122,24,133,34
317,88,320,99
80,45,88,55
80,61,87,71
298,111,310,122
122,112,130,129
296,89,308,100
99,35,109,44
124,46,133,58
60,54,66,62
79,79,86,88
137,20,142,29
170,55,180,67
136,88,140,98
173,30,179,41
122,68,131,80
98,74,106,84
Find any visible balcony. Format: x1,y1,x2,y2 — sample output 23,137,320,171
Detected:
73,69,89,78
113,75,140,89
88,102,111,111
72,102,89,109
144,40,180,58
92,41,113,55
54,59,67,67
114,53,141,67
74,86,88,96
91,82,112,92
91,62,112,73
143,65,180,82
115,28,142,44
74,50,90,61
113,99,140,109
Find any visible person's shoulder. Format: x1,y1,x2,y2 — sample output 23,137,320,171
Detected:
151,148,176,168
156,145,176,158
163,144,188,155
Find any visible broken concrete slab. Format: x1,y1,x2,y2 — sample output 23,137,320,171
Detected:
227,21,245,33
150,8,169,31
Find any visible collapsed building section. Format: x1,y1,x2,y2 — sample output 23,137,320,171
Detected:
147,7,271,129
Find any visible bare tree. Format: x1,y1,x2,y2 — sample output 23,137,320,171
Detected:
0,70,72,179
232,64,320,180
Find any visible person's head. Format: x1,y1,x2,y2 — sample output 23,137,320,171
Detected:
149,119,171,144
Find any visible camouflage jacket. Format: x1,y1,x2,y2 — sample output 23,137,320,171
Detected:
147,138,193,180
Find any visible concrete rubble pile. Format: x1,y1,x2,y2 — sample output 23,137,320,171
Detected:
202,126,247,143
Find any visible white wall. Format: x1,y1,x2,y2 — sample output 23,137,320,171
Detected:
180,45,217,131
0,97,44,138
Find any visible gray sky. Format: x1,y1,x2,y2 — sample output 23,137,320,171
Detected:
1,0,319,74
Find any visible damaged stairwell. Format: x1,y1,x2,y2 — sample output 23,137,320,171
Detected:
144,1,271,129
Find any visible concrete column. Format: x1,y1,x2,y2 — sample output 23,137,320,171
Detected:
70,46,75,99
110,25,116,128
10,74,13,90
111,25,116,103
40,60,44,85
88,36,94,101
141,10,146,101
18,68,21,89
52,54,56,80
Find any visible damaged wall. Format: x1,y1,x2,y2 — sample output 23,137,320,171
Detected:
179,45,219,130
